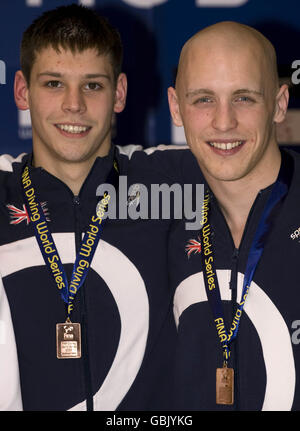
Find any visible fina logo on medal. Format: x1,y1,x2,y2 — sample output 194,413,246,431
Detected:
7,202,50,225
185,236,202,258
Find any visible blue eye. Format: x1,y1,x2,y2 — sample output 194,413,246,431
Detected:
194,96,213,104
235,96,255,103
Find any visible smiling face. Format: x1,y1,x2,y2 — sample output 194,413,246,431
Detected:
14,47,127,170
168,24,289,187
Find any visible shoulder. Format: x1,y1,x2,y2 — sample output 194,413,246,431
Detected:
116,143,188,164
116,144,203,183
282,147,300,182
0,153,28,201
0,153,27,173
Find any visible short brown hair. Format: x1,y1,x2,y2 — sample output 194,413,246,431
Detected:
20,3,123,84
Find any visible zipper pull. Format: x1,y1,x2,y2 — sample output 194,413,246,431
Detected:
73,195,80,205
232,248,239,259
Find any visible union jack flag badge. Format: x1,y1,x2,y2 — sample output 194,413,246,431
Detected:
185,236,202,258
7,202,50,225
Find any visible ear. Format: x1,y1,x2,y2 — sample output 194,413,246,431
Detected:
167,86,183,127
14,70,30,111
114,73,127,113
273,84,289,124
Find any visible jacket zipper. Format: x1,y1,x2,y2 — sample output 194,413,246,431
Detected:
213,191,263,410
229,247,240,410
73,195,94,411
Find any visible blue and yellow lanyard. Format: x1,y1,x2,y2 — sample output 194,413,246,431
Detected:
21,158,119,320
199,152,292,365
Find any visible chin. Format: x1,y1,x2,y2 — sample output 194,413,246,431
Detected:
206,167,249,183
54,150,91,164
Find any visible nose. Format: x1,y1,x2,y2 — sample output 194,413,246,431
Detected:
62,87,86,114
212,101,237,132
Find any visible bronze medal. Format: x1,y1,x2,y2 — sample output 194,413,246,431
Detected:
216,365,234,405
56,321,81,359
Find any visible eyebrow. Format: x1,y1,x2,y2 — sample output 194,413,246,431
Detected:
185,88,264,99
37,72,111,80
185,89,214,98
233,88,264,97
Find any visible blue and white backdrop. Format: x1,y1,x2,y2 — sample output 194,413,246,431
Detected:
1,0,300,155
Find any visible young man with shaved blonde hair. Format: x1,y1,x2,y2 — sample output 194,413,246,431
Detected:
168,22,300,410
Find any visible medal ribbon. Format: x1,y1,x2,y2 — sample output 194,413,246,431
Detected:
199,153,291,363
21,159,119,318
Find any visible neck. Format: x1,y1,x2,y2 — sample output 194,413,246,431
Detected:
47,161,93,195
32,154,108,196
211,181,258,249
32,137,111,195
205,149,281,249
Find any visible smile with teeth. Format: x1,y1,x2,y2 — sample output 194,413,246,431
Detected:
208,141,244,150
56,124,90,134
